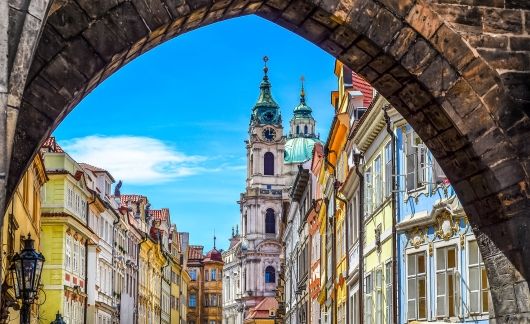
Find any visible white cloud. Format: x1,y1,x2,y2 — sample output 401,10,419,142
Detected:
61,135,209,184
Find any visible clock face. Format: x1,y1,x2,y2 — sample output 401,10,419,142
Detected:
262,111,275,123
262,127,276,142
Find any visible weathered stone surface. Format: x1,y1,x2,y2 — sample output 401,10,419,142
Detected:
3,1,530,320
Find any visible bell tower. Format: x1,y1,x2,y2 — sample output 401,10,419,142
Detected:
239,57,286,311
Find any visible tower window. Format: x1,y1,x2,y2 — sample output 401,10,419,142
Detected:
265,266,276,283
265,208,275,234
304,125,308,134
264,152,274,175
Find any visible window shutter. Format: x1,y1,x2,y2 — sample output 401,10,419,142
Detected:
405,131,416,192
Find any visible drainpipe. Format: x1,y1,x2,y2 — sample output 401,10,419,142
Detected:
353,152,364,324
335,188,349,324
383,106,398,324
324,147,337,324
137,236,148,324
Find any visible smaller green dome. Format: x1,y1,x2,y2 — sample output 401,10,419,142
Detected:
284,137,322,164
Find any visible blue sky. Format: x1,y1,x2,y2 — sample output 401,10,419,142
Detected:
53,15,336,251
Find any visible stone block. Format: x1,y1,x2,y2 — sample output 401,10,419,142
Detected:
311,9,338,30
445,78,481,118
372,73,401,97
338,45,371,71
76,0,120,18
467,34,508,50
422,104,452,131
108,2,150,46
281,0,314,26
58,37,105,80
406,3,442,40
400,38,437,76
481,8,523,34
501,71,530,102
388,27,416,60
47,1,90,39
320,38,344,57
329,25,358,49
377,0,413,18
355,36,380,57
35,25,65,61
368,54,394,74
398,82,432,111
358,65,378,83
479,49,529,71
418,56,458,98
82,18,128,62
366,8,402,48
431,24,475,72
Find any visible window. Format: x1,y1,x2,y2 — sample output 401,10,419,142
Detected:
405,129,428,192
385,261,392,324
374,155,382,207
364,273,373,324
265,209,275,234
375,269,383,324
265,266,275,283
407,252,427,321
189,269,197,281
264,152,274,175
364,167,373,217
436,245,459,318
189,294,196,307
468,240,489,315
384,142,392,197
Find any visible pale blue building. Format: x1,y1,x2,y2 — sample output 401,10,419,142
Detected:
396,125,490,323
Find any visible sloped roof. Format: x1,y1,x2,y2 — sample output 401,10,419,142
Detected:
149,208,170,221
246,297,278,319
188,245,204,260
41,137,64,153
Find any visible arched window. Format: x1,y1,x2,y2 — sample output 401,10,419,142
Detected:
304,125,308,134
296,125,300,134
264,152,274,175
265,209,275,234
265,266,276,283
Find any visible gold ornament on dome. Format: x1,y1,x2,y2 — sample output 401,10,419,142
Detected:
434,210,459,241
408,227,425,249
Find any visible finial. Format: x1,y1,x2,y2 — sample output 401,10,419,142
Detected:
263,56,269,79
300,75,306,104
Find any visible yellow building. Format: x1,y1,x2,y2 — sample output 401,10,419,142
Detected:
350,95,397,324
138,235,166,324
39,137,94,323
0,154,47,323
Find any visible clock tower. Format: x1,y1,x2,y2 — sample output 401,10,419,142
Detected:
238,57,286,312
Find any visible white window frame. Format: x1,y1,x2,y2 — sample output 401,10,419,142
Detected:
406,249,428,321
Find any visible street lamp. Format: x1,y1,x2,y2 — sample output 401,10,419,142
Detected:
10,234,45,324
50,312,66,324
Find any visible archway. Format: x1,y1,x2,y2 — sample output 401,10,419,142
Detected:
2,0,529,319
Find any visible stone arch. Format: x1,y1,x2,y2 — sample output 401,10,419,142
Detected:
3,0,529,319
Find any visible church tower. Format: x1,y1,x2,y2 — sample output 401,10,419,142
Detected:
238,57,285,311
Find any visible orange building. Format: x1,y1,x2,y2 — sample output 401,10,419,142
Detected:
186,242,223,324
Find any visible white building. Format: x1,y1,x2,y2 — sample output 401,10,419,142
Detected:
223,60,321,322
222,228,243,324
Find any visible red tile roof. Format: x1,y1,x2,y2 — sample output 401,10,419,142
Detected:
149,208,170,221
352,72,374,108
41,137,64,153
246,297,278,319
188,245,204,260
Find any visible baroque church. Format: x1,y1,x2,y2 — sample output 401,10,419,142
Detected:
222,58,322,323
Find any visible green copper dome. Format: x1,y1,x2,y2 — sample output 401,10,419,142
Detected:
284,137,322,164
